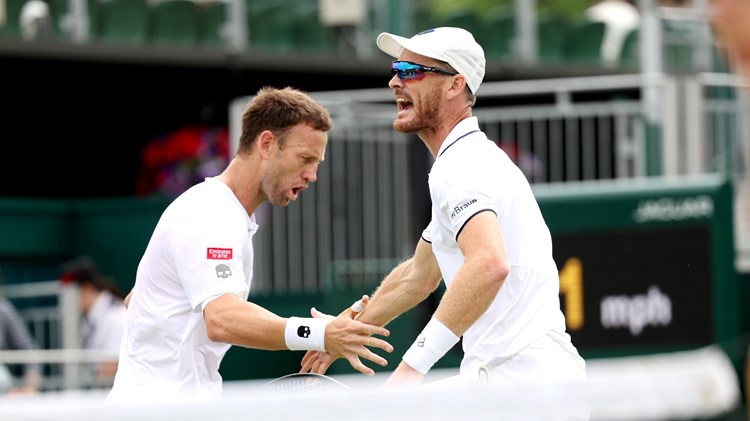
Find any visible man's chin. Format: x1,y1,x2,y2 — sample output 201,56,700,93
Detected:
393,121,417,134
270,197,291,207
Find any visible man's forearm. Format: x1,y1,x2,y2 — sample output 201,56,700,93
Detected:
356,259,436,327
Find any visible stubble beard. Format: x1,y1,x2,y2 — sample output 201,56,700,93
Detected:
393,90,443,134
261,173,290,208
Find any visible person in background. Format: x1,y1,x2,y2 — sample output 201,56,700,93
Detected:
60,257,126,389
0,266,41,396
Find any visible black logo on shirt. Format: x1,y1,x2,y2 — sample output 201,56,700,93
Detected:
450,199,477,220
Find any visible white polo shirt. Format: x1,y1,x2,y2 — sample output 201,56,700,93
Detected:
82,290,126,351
106,177,258,404
423,117,576,375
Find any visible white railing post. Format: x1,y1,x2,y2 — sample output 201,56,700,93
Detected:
59,280,80,390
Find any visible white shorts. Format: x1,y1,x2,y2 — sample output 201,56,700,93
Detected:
422,333,590,420
482,332,587,386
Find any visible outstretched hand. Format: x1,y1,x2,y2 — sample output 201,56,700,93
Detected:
300,296,387,375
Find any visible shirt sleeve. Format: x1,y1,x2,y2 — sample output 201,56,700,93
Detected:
421,219,435,243
440,177,498,241
171,213,250,313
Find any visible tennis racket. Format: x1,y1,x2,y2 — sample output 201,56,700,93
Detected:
259,373,354,394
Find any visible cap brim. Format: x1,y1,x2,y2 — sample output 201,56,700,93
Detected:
376,31,451,65
376,32,409,58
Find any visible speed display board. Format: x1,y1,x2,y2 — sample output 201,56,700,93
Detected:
535,175,738,357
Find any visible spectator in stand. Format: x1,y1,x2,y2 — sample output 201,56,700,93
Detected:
0,266,41,396
585,0,641,67
60,257,126,389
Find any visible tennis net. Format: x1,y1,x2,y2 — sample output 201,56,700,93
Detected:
0,344,740,421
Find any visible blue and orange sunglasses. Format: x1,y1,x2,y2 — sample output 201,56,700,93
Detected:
391,60,458,81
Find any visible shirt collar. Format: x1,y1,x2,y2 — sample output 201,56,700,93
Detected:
436,117,480,158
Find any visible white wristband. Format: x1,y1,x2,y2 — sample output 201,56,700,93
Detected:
402,317,459,375
284,317,329,351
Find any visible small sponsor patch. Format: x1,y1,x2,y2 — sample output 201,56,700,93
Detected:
450,199,478,220
207,247,233,260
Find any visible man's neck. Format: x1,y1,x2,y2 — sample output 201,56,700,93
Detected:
217,156,263,216
420,109,474,157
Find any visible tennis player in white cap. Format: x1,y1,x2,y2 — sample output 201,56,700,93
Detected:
301,27,587,393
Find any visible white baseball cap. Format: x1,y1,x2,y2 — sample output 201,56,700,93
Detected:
376,27,486,94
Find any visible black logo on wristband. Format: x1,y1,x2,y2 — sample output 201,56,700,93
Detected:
297,326,311,338
417,337,425,347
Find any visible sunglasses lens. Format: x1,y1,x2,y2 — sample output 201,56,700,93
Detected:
391,62,426,80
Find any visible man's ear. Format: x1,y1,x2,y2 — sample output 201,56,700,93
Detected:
258,130,276,159
446,75,467,100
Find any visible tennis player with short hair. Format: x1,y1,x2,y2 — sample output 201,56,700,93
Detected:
301,27,586,391
106,86,392,404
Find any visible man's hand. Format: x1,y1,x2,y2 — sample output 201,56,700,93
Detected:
300,296,378,375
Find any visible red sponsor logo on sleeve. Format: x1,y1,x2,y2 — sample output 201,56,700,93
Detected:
207,248,233,260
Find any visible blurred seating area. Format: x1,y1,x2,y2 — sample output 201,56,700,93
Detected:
0,0,731,72
0,0,343,53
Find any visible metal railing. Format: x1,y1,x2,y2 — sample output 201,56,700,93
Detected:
0,280,117,392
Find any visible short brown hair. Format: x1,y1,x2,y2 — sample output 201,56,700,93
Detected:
237,86,333,154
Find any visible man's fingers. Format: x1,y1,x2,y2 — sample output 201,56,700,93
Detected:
359,322,390,338
313,360,330,375
310,307,334,320
300,350,323,371
364,337,393,354
351,299,366,313
300,352,315,373
300,350,316,367
351,294,369,313
359,348,389,367
346,355,374,376
311,356,330,374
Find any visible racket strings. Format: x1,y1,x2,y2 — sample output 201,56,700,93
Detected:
261,374,348,394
